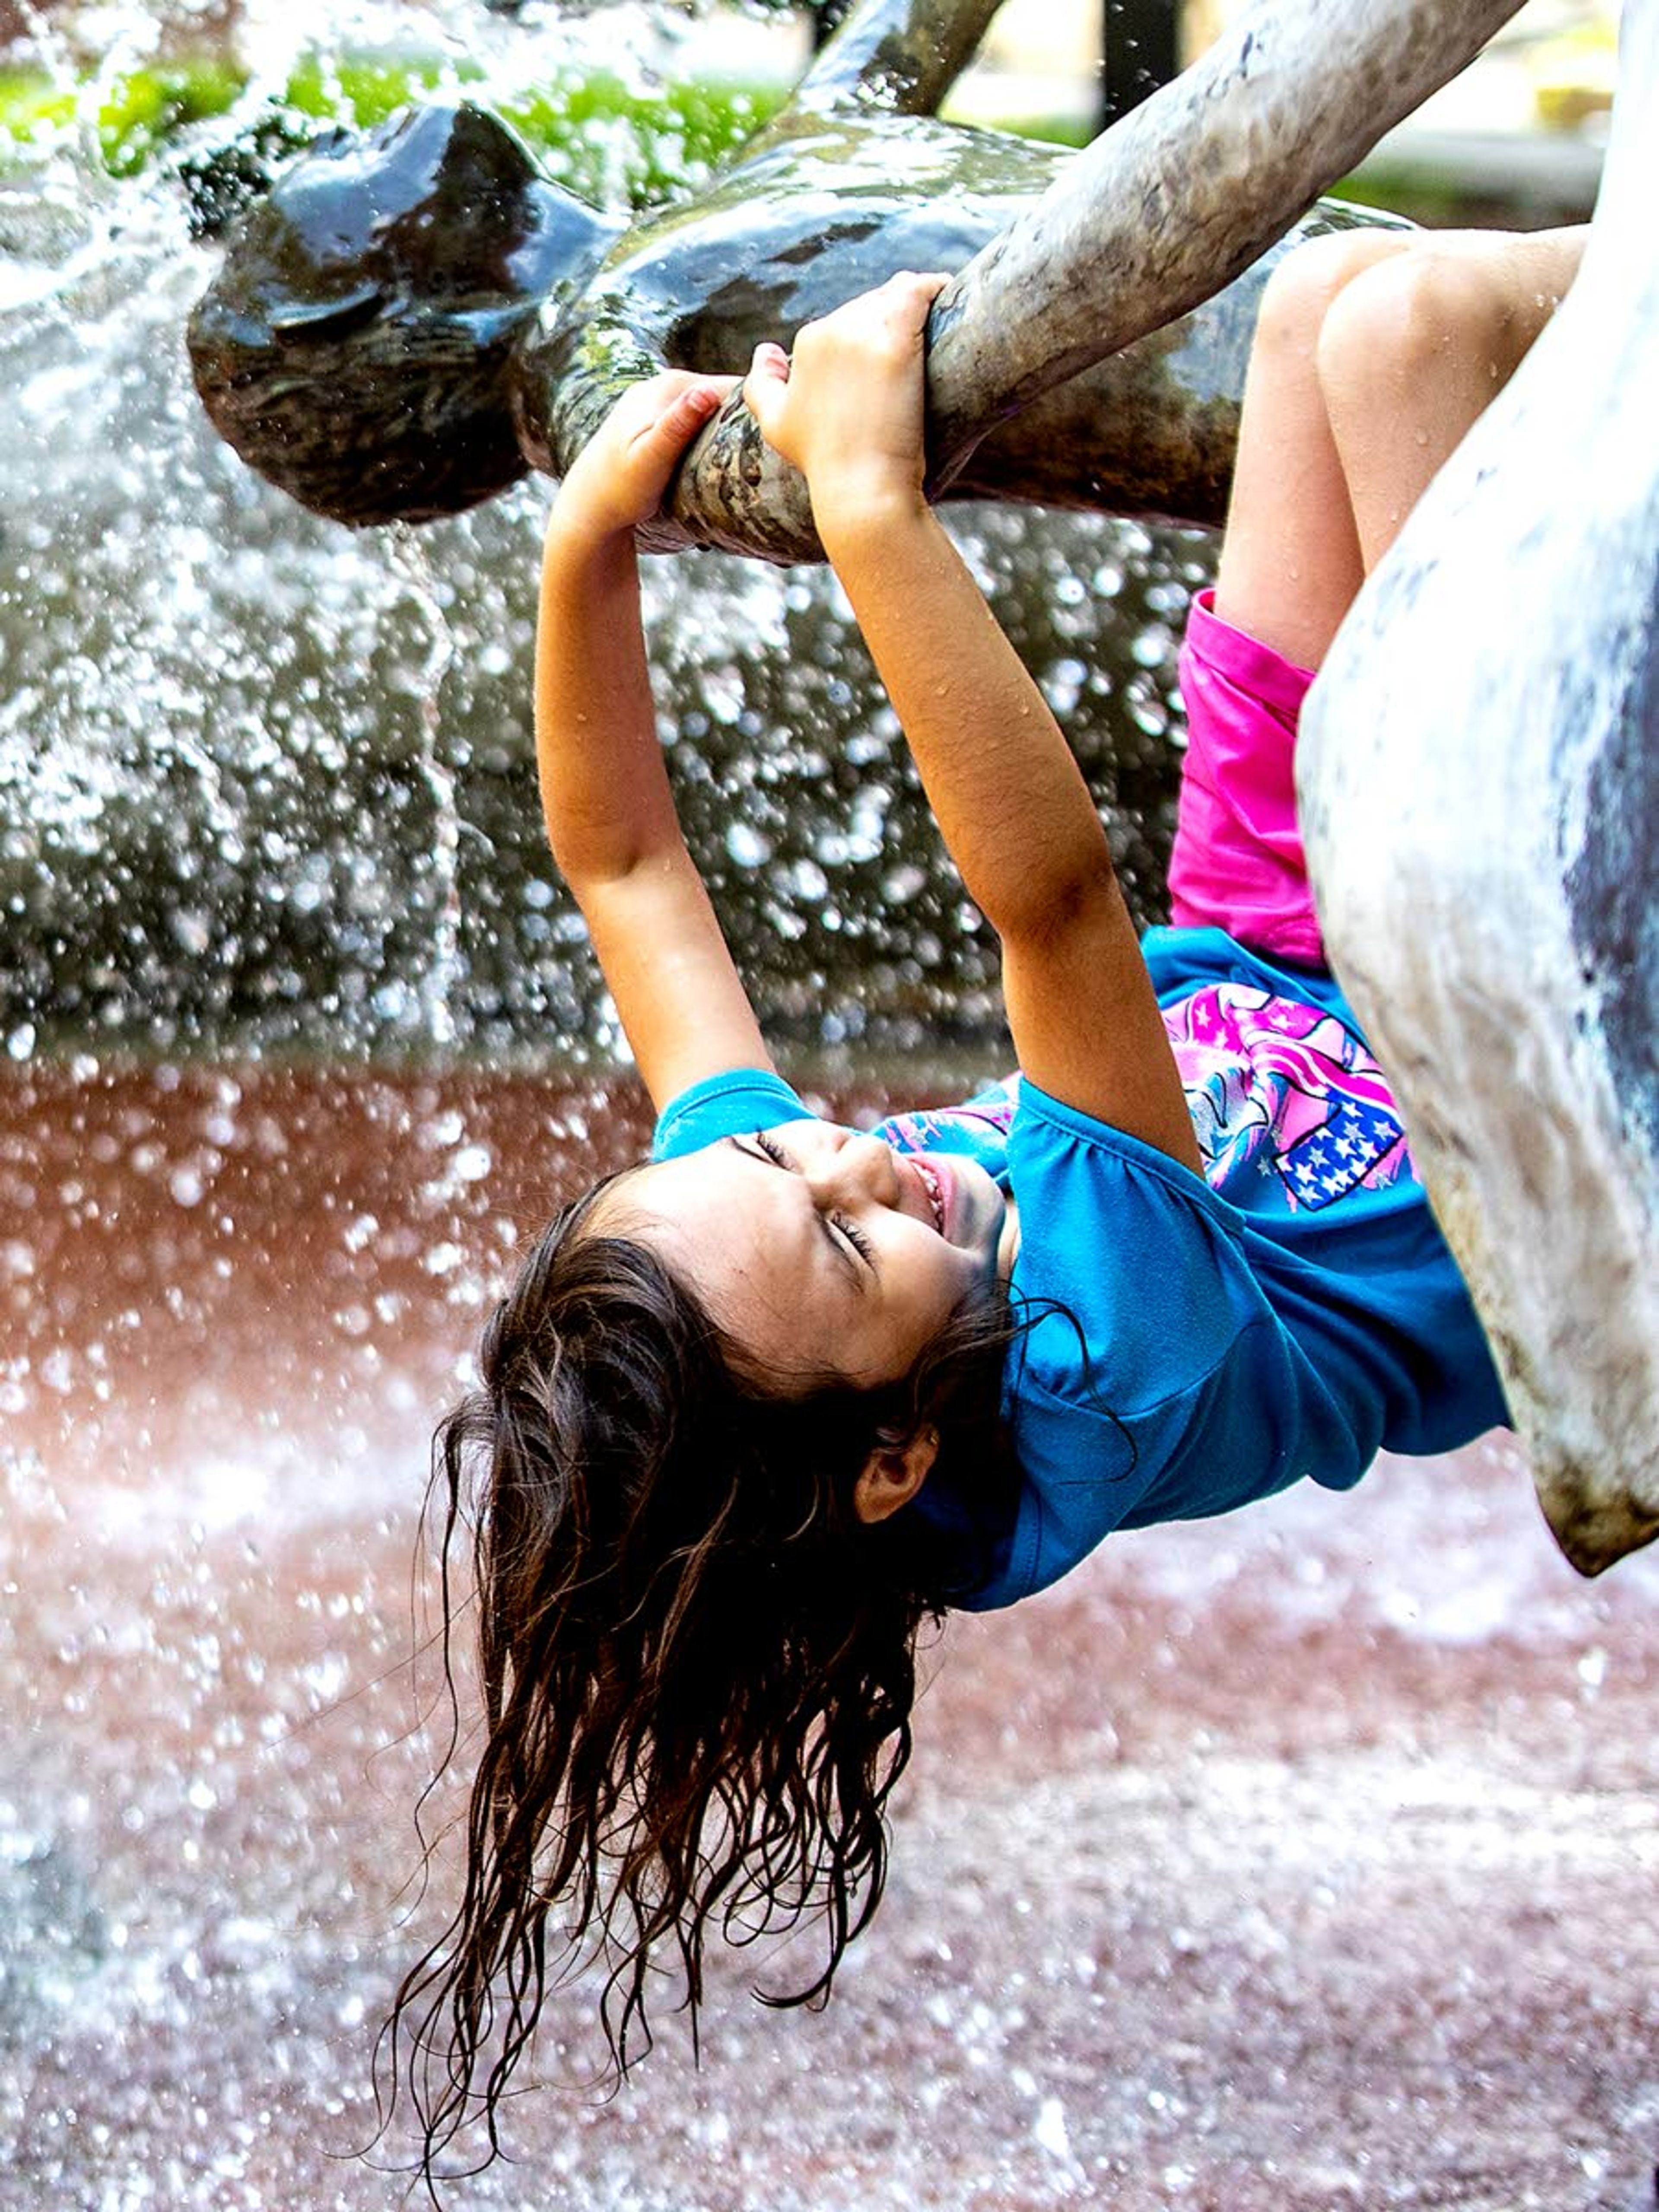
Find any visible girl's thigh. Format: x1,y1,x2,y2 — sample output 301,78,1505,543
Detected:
1214,227,1413,670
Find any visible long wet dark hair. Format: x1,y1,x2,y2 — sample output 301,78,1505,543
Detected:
378,1172,1032,2184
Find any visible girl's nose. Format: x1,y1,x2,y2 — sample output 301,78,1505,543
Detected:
808,1131,896,1206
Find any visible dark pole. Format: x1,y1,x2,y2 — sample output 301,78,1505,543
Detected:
809,0,856,49
1099,0,1181,131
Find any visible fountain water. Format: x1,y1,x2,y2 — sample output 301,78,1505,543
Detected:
1,16,1189,1060
2,4,1656,2206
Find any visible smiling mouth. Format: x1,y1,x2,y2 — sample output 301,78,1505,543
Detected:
912,1156,947,1236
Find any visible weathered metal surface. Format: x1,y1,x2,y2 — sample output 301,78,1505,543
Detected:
1298,0,1658,1576
783,0,1005,119
920,0,1531,481
190,0,1406,546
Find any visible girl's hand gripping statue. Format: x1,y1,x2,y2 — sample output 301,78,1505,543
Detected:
555,370,739,547
743,270,944,544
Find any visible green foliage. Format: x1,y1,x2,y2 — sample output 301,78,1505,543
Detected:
500,73,785,205
0,57,244,175
0,50,787,204
279,52,457,130
1327,169,1472,228
968,107,1090,151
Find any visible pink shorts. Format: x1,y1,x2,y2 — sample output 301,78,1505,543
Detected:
1167,589,1324,967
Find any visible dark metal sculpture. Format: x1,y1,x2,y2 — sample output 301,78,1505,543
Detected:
189,0,1473,553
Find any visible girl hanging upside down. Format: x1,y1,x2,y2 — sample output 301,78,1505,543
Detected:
382,221,1584,2175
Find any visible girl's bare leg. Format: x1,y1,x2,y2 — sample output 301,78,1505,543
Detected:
1212,227,1411,670
1214,225,1587,673
1316,225,1587,577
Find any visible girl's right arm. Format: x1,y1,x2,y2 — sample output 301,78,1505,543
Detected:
536,373,776,1112
746,280,1199,1173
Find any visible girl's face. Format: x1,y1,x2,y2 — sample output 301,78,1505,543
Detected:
607,1121,1016,1392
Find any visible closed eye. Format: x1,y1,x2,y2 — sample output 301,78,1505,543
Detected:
729,1133,871,1282
831,1211,874,1264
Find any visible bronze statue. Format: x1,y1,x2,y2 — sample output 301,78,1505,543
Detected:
187,0,1532,560
187,0,1397,550
185,96,1344,542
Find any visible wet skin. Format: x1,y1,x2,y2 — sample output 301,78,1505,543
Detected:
607,1119,1020,1392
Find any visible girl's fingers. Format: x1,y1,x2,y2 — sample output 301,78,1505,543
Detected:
877,272,949,349
742,340,790,433
841,270,950,337
640,375,734,453
746,340,790,388
662,373,737,418
880,268,950,303
663,382,724,431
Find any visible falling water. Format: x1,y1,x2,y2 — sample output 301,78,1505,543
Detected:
0,0,1199,1063
3,2,1657,2205
388,530,465,1050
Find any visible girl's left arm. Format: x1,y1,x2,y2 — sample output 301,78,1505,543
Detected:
829,500,1198,1171
746,283,1199,1172
535,374,775,1112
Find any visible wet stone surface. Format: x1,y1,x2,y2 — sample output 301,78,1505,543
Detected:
2,1059,1656,2211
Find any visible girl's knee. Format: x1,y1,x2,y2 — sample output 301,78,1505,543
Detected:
1314,232,1579,414
1254,227,1412,361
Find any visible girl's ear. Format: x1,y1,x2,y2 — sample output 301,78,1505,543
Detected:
852,1425,939,1524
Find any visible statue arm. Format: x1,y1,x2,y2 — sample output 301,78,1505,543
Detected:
655,0,1524,561
771,0,1003,124
923,0,1532,483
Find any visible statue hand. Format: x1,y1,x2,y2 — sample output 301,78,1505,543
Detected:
555,372,741,543
743,271,948,546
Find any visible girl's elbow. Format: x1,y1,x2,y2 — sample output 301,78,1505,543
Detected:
993,850,1121,950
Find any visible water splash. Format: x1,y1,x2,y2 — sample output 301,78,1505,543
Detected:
388,530,464,1049
0,0,1198,1066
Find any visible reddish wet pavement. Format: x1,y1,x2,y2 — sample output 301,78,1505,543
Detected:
2,1061,1655,2212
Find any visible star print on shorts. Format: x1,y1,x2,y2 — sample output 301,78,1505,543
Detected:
1162,984,1411,1211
